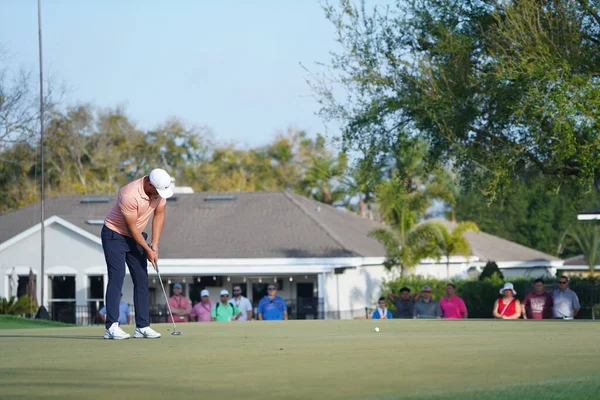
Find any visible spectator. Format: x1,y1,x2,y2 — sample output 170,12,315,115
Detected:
99,293,130,325
212,290,241,322
167,283,192,323
413,286,441,319
553,276,580,319
493,283,522,319
388,287,414,318
258,284,288,320
229,285,253,321
372,296,393,319
190,289,213,322
440,283,468,319
522,278,553,319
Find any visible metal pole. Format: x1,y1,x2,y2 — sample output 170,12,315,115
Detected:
37,0,45,310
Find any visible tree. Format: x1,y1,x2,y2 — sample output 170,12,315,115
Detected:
296,134,348,205
422,221,479,280
368,221,440,274
312,0,600,200
456,173,600,257
561,223,600,277
479,262,504,281
367,137,455,273
0,295,36,315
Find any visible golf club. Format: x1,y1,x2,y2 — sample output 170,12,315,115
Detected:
153,260,182,336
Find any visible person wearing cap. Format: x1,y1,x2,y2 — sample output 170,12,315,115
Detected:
258,284,288,320
99,293,130,325
211,290,242,322
413,286,441,319
493,283,522,319
552,276,580,319
439,283,468,319
229,285,253,321
167,283,192,323
101,168,174,340
190,289,214,322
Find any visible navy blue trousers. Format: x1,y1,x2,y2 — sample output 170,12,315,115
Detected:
101,225,150,329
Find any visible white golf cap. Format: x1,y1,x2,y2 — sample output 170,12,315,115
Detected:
499,282,516,295
220,289,229,296
200,289,209,297
148,168,174,199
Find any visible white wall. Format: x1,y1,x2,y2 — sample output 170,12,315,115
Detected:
325,265,398,318
0,223,105,306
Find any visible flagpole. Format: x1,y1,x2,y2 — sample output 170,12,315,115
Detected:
37,0,45,312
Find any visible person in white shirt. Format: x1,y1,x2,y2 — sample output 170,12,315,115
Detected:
229,285,253,321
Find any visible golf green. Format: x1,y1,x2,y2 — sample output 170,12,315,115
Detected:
0,319,598,399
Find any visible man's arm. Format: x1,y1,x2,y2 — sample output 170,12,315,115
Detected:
151,202,166,256
573,293,581,318
283,310,288,321
122,210,157,266
246,303,253,320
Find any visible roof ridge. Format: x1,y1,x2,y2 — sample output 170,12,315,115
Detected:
282,191,355,255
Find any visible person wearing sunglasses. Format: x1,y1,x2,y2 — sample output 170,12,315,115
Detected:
211,290,241,322
257,284,288,321
552,276,580,319
413,286,441,319
229,286,253,321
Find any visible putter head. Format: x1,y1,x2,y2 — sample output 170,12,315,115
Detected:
172,331,183,336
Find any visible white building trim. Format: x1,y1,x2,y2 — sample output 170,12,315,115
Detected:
0,215,102,253
46,266,78,275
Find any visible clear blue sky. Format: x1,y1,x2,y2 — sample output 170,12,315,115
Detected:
0,1,387,148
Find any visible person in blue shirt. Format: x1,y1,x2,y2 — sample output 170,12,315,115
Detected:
99,293,131,325
257,284,288,320
372,296,393,319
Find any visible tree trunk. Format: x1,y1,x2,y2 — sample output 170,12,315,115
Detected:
451,207,457,223
367,201,373,220
322,184,332,204
359,197,366,218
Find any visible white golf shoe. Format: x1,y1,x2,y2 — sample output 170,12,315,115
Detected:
104,322,131,340
133,326,161,339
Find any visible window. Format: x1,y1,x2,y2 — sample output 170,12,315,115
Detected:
88,276,104,300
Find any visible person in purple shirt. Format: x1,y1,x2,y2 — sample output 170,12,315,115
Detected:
257,284,288,320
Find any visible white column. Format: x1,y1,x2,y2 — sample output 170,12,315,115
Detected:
76,273,87,306
318,272,327,319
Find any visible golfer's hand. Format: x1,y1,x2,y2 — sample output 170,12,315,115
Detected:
147,249,158,269
151,243,159,259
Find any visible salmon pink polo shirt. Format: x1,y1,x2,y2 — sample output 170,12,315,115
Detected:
439,296,467,319
104,177,165,237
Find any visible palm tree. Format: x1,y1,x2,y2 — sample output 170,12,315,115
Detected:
369,222,441,275
561,223,600,278
423,221,479,280
0,295,36,315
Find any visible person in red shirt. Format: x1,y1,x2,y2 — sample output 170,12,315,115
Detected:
167,283,192,323
522,278,553,319
493,282,522,319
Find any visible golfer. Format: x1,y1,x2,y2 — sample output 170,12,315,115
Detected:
101,168,173,339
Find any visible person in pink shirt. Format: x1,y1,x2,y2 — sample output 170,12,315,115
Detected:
167,283,192,323
439,283,468,319
190,289,213,322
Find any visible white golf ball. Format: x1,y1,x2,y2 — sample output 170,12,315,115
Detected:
374,327,380,332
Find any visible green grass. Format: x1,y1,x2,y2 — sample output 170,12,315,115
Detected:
0,319,598,400
0,315,74,330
